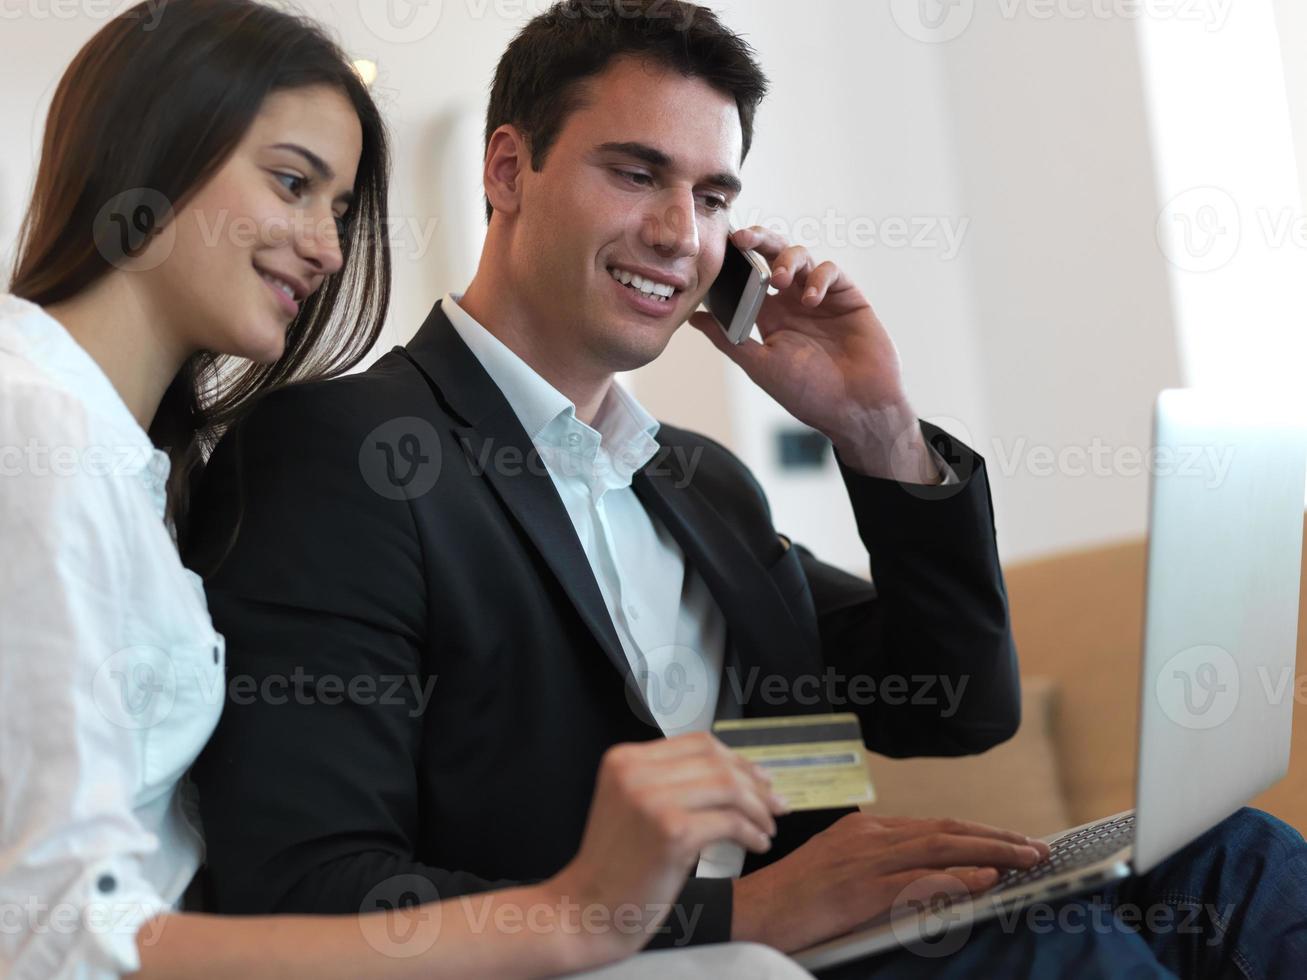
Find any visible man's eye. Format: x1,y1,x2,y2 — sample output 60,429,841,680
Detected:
700,196,728,213
615,169,653,187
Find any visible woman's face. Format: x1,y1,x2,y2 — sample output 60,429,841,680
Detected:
140,84,363,364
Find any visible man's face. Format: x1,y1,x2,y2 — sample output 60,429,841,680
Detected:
509,55,743,374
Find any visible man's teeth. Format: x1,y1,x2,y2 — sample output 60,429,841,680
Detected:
260,272,296,301
609,267,676,301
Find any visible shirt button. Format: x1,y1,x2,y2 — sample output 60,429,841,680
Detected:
627,604,640,621
567,433,582,448
97,874,117,894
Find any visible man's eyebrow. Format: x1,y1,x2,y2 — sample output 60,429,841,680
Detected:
596,141,743,195
269,143,356,206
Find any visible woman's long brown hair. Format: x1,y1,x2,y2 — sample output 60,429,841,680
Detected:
9,0,391,539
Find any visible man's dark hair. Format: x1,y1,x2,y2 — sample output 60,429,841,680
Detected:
483,0,769,222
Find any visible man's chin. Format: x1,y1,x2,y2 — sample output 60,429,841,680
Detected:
594,328,680,374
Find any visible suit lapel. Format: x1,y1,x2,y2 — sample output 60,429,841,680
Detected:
400,302,653,724
633,450,828,718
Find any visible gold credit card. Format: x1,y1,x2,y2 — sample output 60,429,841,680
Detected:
713,713,875,811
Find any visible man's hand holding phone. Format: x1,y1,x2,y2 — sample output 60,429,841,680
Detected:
692,226,944,485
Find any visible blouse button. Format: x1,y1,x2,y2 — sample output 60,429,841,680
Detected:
97,874,117,894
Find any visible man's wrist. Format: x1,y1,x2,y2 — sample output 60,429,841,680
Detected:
730,874,770,946
828,403,942,485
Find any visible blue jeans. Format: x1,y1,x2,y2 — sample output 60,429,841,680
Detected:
814,808,1307,980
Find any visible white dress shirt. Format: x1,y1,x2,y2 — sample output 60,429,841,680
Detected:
0,295,225,979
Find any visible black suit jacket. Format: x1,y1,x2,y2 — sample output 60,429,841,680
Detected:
184,300,1020,946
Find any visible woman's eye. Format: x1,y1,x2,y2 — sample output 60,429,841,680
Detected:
275,172,309,196
334,213,350,239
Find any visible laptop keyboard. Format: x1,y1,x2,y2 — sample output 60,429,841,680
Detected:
988,812,1136,895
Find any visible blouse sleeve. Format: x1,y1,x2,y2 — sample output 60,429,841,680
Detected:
0,376,172,979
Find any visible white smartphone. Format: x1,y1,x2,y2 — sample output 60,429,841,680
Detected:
705,231,771,345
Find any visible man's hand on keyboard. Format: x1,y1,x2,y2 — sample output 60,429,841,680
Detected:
731,813,1052,954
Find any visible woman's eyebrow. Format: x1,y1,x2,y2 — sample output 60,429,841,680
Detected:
269,142,355,206
271,142,334,180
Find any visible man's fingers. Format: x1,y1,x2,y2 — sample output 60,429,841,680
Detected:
800,261,843,306
689,311,771,369
610,733,786,815
877,833,1044,874
732,225,789,261
649,770,779,838
681,809,775,856
866,815,1050,858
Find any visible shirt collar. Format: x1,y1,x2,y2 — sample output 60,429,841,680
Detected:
443,292,661,489
0,294,170,516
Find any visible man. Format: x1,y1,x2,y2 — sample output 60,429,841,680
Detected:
186,1,1307,975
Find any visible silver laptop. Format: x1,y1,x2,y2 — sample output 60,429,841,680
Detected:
796,389,1307,971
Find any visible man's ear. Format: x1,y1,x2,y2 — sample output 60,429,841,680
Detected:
484,125,528,217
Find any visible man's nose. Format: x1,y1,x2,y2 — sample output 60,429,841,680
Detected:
639,188,700,259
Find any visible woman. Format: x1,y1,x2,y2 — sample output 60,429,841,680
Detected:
0,2,786,977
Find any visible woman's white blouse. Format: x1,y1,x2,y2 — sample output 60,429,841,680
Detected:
0,295,224,978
